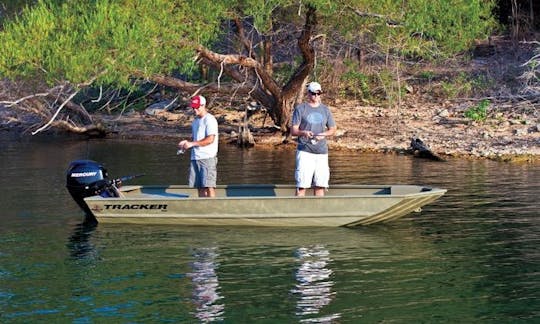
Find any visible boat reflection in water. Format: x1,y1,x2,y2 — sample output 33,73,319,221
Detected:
66,221,99,262
187,247,225,322
292,245,341,322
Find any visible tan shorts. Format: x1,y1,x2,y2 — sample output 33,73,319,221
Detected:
295,150,329,188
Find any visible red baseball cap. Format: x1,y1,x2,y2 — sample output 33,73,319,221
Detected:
190,95,206,109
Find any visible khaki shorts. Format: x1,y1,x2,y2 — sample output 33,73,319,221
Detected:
189,157,217,188
295,150,329,188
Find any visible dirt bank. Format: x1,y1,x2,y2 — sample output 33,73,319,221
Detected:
76,94,538,163
1,85,539,162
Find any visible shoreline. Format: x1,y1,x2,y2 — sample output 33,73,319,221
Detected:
96,106,540,163
2,102,539,163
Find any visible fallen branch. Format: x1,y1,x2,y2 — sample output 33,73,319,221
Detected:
31,89,80,135
35,119,108,137
0,85,63,107
346,5,401,27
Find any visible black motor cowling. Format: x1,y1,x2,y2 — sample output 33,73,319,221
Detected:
66,160,117,218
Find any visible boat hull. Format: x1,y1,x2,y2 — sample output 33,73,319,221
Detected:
83,184,446,227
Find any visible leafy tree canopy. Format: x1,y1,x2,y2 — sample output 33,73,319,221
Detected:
1,0,496,88
1,0,229,86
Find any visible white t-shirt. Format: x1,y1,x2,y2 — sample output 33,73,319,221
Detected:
191,113,219,160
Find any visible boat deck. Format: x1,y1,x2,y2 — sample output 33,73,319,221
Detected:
117,184,411,199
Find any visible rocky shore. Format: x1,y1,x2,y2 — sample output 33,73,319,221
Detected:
34,96,537,163
1,87,538,163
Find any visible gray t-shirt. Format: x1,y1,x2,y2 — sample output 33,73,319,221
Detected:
291,103,336,154
191,113,219,160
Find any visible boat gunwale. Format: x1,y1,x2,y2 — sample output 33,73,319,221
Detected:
84,184,447,202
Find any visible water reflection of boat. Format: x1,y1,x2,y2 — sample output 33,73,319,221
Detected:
85,225,434,322
187,247,225,322
292,245,341,322
66,221,98,261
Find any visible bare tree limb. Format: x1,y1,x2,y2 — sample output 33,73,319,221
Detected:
31,89,80,135
0,85,63,107
19,73,103,135
47,119,107,135
233,16,258,60
196,44,281,97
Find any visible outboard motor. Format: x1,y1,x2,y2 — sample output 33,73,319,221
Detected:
66,160,119,219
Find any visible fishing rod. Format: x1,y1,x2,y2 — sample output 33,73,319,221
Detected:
93,174,145,198
115,174,145,185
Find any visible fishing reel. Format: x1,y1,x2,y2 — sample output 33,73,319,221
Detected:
88,178,122,198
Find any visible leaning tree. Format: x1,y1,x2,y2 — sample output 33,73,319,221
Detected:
0,0,497,136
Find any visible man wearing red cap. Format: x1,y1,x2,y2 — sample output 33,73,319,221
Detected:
291,82,336,197
178,95,219,197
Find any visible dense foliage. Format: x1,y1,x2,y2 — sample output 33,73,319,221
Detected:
0,0,230,87
1,0,497,86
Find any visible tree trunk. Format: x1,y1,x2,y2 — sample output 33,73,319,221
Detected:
273,5,318,132
263,35,273,77
180,6,319,135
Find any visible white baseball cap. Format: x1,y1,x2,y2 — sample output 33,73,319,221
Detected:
307,82,322,94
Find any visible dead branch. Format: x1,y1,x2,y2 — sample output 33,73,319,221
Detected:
0,85,64,107
31,89,80,135
233,16,258,60
47,119,107,136
196,45,281,97
1,73,106,136
519,44,540,97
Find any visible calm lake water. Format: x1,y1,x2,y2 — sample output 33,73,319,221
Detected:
1,136,539,323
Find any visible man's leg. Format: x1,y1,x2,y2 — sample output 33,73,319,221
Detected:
313,186,325,196
296,187,307,196
295,151,315,196
313,154,330,196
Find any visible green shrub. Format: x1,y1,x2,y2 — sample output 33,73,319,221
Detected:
464,99,489,122
340,70,371,99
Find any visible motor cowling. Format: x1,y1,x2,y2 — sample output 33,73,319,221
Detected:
66,160,113,218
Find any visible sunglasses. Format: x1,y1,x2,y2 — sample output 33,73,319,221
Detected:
309,91,322,96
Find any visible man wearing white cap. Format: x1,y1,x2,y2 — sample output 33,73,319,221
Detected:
178,95,219,197
291,82,337,196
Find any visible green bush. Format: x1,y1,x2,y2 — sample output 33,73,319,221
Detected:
464,99,489,122
340,70,371,99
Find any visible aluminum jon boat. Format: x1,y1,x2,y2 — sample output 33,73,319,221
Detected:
87,184,446,226
66,160,446,227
